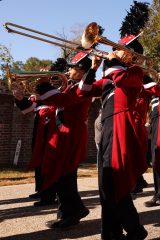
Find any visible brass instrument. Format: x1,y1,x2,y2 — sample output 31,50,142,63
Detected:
6,65,68,94
4,22,158,80
3,22,114,60
4,22,81,51
81,22,159,81
81,22,147,64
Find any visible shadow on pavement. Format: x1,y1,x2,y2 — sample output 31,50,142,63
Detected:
140,208,160,227
132,189,155,199
0,189,99,205
0,189,100,221
0,218,101,240
80,189,99,197
0,197,37,205
0,204,57,221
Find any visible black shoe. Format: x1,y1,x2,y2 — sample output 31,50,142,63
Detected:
125,226,148,240
46,217,80,229
29,192,40,199
34,199,57,207
74,207,90,220
144,195,160,207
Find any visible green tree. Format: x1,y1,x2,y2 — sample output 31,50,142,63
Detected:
24,57,52,71
140,0,160,71
0,44,13,78
12,61,25,71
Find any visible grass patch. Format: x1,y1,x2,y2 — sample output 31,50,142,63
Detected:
78,163,98,178
0,169,35,186
0,164,152,187
0,164,98,186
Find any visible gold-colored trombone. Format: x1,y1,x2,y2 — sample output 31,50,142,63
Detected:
81,22,158,80
4,22,149,64
3,22,117,60
4,22,158,79
4,22,81,51
6,65,68,94
81,22,150,64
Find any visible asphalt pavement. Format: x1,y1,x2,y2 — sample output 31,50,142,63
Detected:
0,172,160,240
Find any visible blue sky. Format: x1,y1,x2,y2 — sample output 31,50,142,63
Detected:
0,0,152,64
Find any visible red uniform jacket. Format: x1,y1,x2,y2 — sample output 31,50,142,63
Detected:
143,81,160,171
39,83,92,190
16,86,92,191
78,65,148,202
15,93,60,172
133,81,160,158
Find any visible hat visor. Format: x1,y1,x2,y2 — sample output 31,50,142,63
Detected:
67,62,79,67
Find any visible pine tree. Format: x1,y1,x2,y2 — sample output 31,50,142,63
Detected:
140,0,160,71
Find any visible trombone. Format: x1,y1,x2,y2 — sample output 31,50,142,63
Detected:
81,22,144,63
4,22,146,63
3,22,116,60
4,22,82,52
4,22,158,80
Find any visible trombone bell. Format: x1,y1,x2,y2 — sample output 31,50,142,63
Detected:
81,22,100,49
81,22,146,65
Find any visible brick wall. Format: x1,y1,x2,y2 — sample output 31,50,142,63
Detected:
0,93,34,167
0,94,13,165
0,94,101,167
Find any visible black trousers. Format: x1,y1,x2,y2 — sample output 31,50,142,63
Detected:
99,167,142,240
56,169,86,219
35,167,43,192
151,117,160,196
35,167,56,201
153,167,160,196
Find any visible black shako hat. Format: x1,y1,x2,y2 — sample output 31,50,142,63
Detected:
118,1,149,54
67,51,92,72
118,33,144,54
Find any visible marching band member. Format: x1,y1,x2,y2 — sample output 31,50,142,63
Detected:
13,76,59,206
13,58,67,206
144,74,160,207
77,42,148,239
131,76,152,194
131,74,160,195
13,53,92,228
116,0,150,197
42,52,93,229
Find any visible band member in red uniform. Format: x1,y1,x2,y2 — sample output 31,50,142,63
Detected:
13,58,67,206
132,76,152,194
130,74,160,203
40,52,93,229
116,1,150,197
13,77,60,206
77,40,148,239
144,74,160,207
13,53,92,228
132,74,160,194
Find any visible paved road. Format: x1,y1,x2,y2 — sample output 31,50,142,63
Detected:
0,173,160,240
